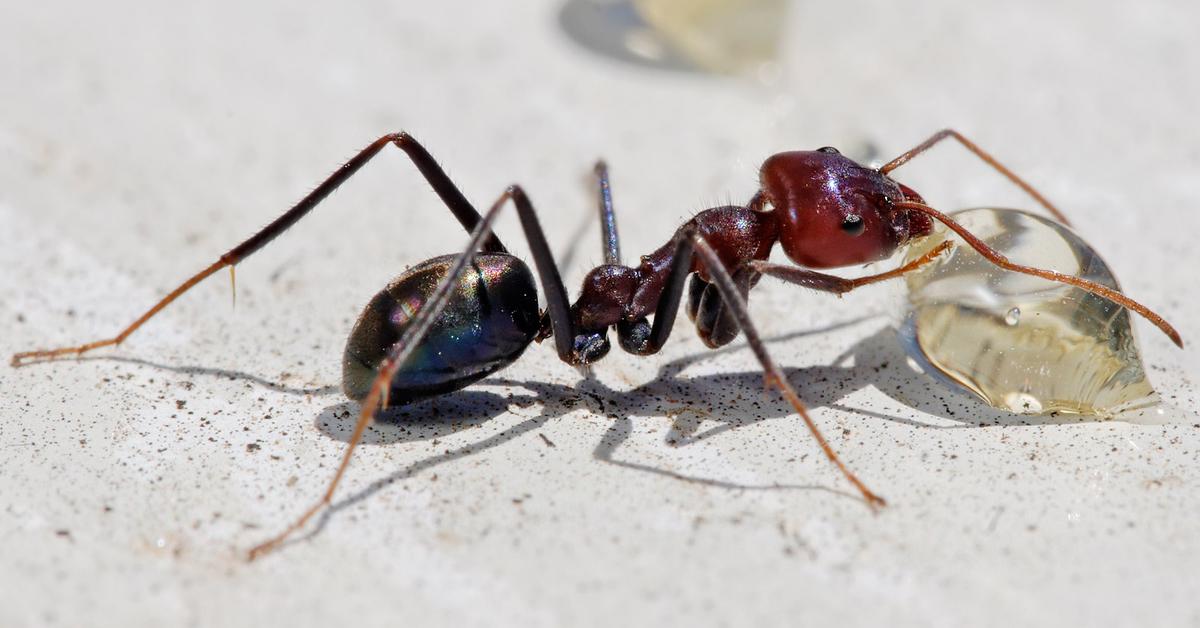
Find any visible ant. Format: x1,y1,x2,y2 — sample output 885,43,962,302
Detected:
11,129,1183,560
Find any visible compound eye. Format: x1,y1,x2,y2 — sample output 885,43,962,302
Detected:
817,146,840,155
841,214,865,236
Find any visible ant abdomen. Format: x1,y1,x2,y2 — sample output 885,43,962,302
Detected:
341,253,541,405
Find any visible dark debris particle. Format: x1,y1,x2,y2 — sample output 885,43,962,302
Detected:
538,433,556,448
246,443,261,452
176,400,187,410
55,529,72,540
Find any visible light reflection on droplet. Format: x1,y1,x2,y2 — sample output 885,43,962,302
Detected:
904,355,925,374
900,208,1158,419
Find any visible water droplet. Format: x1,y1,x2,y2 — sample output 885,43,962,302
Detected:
900,208,1157,418
1114,401,1200,425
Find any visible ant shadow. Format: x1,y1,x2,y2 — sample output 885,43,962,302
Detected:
46,316,1105,550
296,318,1103,547
557,0,703,75
73,355,340,396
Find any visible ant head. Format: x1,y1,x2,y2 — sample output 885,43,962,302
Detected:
759,147,932,268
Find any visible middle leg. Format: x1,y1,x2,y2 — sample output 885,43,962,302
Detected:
594,160,622,265
687,230,887,507
607,226,887,507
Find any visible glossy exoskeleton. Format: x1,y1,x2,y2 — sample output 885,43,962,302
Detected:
11,130,1183,560
342,253,540,404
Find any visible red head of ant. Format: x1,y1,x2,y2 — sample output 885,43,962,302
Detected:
759,146,933,269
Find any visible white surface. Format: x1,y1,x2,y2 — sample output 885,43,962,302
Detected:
2,2,1199,627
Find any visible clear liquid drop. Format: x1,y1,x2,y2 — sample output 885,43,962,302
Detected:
900,208,1158,419
1111,402,1200,425
632,0,788,75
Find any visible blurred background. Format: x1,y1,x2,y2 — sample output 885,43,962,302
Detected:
2,2,1198,627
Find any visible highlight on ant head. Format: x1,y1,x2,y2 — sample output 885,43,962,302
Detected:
759,147,933,269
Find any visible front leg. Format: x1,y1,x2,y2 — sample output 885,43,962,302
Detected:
749,240,952,295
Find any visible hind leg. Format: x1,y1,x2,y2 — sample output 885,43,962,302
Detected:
12,132,504,367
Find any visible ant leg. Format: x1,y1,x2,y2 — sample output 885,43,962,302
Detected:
596,161,678,354
548,160,622,276
608,227,885,505
879,128,1072,226
687,269,761,348
623,232,761,355
248,184,573,560
686,241,953,349
615,228,702,355
685,231,887,508
11,132,504,367
640,231,697,352
509,187,578,363
594,160,622,265
749,240,954,295
896,200,1183,348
